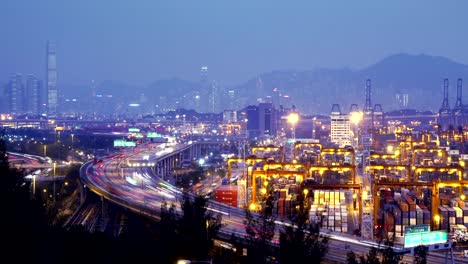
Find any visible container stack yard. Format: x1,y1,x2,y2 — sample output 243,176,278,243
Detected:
310,190,349,232
379,189,432,238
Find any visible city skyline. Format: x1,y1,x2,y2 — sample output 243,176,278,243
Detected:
2,2,468,263
1,1,468,86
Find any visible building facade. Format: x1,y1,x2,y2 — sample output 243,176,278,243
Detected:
246,103,277,140
8,74,24,114
26,74,42,114
46,41,58,115
330,106,351,147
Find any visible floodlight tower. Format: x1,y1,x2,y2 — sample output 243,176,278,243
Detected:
287,112,299,160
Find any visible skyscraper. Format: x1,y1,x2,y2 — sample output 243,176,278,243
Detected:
26,74,41,114
199,66,209,113
246,103,277,140
8,74,24,114
227,90,236,110
330,104,351,147
256,76,264,102
209,80,218,113
46,41,58,115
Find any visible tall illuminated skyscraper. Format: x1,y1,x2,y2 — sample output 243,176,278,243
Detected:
46,41,58,115
8,74,24,114
26,74,42,114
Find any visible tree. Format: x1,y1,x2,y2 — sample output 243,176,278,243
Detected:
179,194,222,261
413,245,428,264
346,241,402,264
244,207,276,263
0,129,48,262
159,200,178,263
279,190,329,264
0,129,16,193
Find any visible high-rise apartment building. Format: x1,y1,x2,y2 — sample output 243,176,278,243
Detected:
330,104,351,147
46,41,58,115
26,74,42,114
8,74,24,114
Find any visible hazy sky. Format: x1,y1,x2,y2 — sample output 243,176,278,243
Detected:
1,0,468,86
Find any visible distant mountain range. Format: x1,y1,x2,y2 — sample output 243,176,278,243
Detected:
235,53,468,114
63,53,468,114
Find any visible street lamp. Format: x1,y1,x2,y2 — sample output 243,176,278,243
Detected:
303,188,309,208
71,134,74,149
350,111,363,147
32,175,36,196
287,112,299,140
287,112,299,160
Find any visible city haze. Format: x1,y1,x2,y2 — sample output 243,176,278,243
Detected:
2,0,468,86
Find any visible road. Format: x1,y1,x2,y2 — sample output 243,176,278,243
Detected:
80,143,468,263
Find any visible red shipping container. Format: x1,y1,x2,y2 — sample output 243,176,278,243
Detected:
214,185,238,207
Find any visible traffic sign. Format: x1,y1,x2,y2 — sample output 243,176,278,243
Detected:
404,230,448,248
405,224,430,235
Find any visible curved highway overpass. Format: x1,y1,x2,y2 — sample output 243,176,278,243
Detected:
79,142,465,263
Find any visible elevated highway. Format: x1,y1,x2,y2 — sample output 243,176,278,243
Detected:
79,142,466,263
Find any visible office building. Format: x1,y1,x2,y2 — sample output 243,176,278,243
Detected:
8,74,24,114
26,74,42,114
246,103,277,140
209,80,218,113
330,104,351,147
46,41,58,115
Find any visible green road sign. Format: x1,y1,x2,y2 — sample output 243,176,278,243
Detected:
114,139,136,147
404,230,448,248
405,225,430,235
147,132,162,138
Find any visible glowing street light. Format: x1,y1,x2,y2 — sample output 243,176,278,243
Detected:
350,111,363,125
287,112,299,125
434,214,441,230
350,111,363,147
287,112,299,159
32,175,36,196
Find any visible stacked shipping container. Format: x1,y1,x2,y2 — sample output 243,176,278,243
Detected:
309,190,349,233
385,191,432,238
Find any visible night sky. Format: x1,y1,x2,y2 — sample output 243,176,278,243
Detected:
1,0,467,86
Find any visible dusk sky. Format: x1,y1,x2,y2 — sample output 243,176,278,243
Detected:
1,0,468,86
